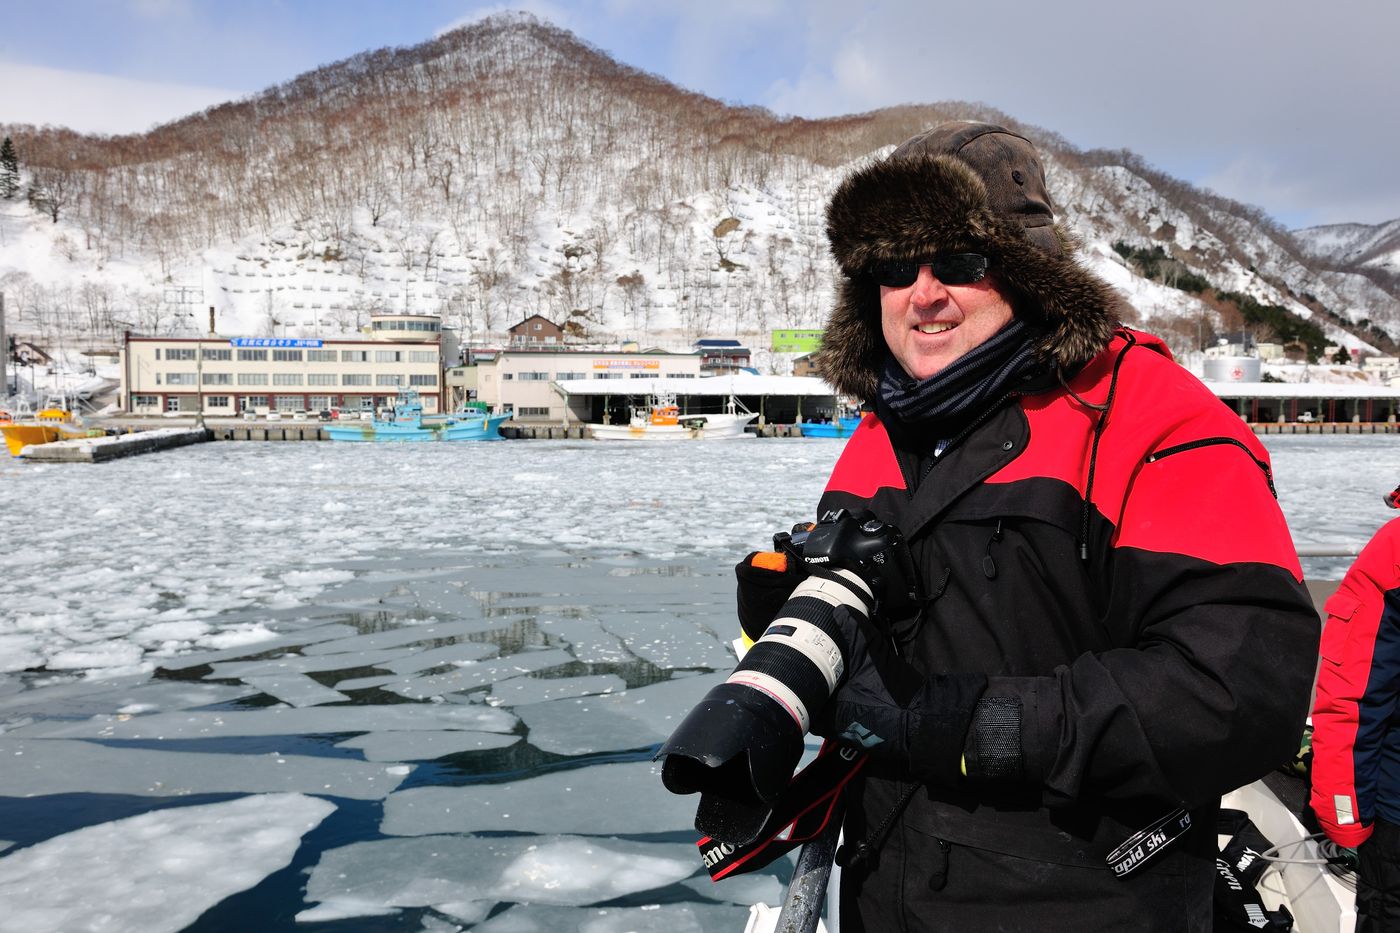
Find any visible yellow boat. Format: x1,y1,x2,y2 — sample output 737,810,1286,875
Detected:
1,409,99,456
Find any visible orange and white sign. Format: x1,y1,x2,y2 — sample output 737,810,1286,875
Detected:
593,359,660,370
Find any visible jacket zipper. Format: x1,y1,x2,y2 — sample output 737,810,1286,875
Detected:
1146,437,1278,498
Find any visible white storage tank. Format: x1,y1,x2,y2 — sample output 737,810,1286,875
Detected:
1203,356,1262,382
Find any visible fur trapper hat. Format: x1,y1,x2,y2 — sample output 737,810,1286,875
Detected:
818,121,1120,400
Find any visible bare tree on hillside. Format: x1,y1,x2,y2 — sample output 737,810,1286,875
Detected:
27,165,75,223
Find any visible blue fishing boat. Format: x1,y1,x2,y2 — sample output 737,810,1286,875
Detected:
324,389,510,442
796,415,864,438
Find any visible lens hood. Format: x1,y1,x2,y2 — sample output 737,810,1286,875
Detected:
656,682,806,845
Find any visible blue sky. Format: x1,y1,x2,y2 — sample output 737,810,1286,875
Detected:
3,0,1398,230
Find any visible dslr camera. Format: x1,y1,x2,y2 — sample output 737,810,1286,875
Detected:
656,508,917,845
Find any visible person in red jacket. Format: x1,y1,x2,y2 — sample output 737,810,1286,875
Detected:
800,121,1319,931
1312,488,1400,931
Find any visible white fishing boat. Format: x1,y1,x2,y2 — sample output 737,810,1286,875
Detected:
590,392,757,440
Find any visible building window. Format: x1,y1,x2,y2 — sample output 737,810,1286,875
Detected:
671,373,696,378
409,374,437,386
594,373,622,380
206,396,230,408
371,319,439,332
275,396,302,411
309,396,331,410
203,372,233,385
166,396,184,412
154,349,160,361
273,349,303,362
202,348,232,361
555,372,585,381
238,373,269,386
409,350,436,363
376,374,404,386
273,373,303,386
342,350,369,362
238,349,268,362
629,373,652,379
166,373,198,386
517,406,550,417
243,395,269,410
132,394,159,408
308,349,337,362
307,373,337,386
519,372,550,381
342,374,372,386
501,373,514,380
166,348,197,361
375,350,402,363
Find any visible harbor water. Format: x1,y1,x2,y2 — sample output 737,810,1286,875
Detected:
0,434,1395,931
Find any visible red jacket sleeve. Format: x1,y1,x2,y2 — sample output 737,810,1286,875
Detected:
1311,518,1400,847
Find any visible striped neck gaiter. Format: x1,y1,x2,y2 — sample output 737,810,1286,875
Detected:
876,317,1044,426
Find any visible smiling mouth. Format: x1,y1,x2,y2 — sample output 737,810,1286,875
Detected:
915,322,957,334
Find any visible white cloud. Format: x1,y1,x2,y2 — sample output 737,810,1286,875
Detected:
0,60,241,135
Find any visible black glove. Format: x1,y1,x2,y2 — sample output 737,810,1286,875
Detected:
811,601,987,786
735,550,808,644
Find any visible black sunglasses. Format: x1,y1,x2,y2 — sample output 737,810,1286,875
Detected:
868,253,990,288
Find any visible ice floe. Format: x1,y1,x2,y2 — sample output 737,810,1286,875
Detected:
363,648,578,699
381,762,692,836
241,672,351,707
334,729,521,762
0,739,410,799
599,614,733,669
468,903,744,932
516,673,725,756
484,673,625,707
299,835,698,921
5,703,517,739
0,793,333,933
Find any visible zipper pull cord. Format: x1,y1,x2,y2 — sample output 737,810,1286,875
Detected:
983,519,1003,578
1078,331,1137,561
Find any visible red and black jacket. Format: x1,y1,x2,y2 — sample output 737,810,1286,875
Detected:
818,330,1319,869
1312,518,1400,847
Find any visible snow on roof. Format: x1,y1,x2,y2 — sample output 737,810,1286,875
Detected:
1205,381,1400,398
553,373,836,397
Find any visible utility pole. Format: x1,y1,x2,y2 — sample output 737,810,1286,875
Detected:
195,310,207,429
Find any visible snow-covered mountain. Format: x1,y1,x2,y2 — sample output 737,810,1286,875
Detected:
3,12,1398,369
1295,220,1400,269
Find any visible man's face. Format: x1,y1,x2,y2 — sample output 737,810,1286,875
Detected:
880,264,1015,381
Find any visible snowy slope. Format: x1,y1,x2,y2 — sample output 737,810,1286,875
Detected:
1295,219,1400,276
2,13,1396,373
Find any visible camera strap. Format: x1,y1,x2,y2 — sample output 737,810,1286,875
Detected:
1105,807,1193,878
697,741,866,881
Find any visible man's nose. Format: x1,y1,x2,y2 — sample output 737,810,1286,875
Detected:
910,265,949,306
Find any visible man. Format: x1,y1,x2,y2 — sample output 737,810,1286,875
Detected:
807,121,1319,930
1311,486,1400,931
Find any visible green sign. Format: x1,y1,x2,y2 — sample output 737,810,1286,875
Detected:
771,329,824,352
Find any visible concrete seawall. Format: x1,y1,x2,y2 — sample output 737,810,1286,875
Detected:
94,418,1400,443
19,428,214,462
211,425,330,441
